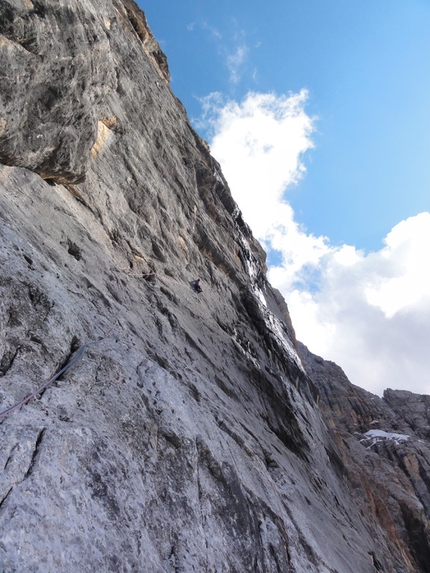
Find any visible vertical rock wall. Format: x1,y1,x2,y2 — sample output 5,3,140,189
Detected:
0,1,429,571
300,343,430,573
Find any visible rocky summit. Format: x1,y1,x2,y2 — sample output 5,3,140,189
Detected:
1,1,429,572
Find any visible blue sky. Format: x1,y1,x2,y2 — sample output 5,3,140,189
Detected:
142,0,430,251
139,0,430,396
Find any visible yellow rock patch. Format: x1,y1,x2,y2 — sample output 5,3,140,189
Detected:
91,118,116,159
178,235,188,254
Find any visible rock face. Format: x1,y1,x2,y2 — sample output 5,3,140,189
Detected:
0,1,429,572
299,343,430,573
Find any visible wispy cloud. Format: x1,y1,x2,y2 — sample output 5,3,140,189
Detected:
200,90,430,397
224,27,248,85
187,20,222,40
187,19,249,86
226,45,248,84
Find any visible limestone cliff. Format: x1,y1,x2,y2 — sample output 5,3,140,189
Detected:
299,343,430,573
0,1,429,572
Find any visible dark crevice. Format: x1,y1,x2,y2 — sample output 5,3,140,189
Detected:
67,239,82,261
0,345,22,377
325,445,346,479
27,283,50,310
38,336,80,398
31,1,47,18
213,375,237,400
23,254,33,266
400,501,430,572
263,450,280,471
24,428,46,479
63,184,91,208
216,418,245,449
369,551,385,571
0,487,13,511
55,335,81,383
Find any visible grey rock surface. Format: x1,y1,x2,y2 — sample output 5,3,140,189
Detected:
299,342,430,573
0,1,429,571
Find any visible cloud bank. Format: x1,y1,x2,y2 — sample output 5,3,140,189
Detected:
201,90,430,396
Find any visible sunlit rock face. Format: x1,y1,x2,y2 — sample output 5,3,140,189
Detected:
0,1,429,572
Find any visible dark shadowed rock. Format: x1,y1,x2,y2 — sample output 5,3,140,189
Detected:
1,1,429,572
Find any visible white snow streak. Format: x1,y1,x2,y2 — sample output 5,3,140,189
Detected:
361,429,410,449
237,225,305,372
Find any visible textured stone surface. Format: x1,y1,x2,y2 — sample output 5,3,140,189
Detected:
0,1,429,572
0,0,168,183
299,342,430,573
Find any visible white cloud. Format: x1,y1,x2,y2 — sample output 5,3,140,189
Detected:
226,45,248,84
207,90,315,236
280,218,430,396
365,214,430,317
203,90,430,397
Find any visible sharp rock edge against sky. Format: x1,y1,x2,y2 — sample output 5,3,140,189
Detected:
141,1,430,397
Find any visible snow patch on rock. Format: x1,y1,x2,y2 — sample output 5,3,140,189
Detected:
361,429,410,449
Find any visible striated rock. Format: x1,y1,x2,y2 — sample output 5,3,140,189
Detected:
384,389,430,441
0,1,429,572
0,0,168,183
299,342,430,573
